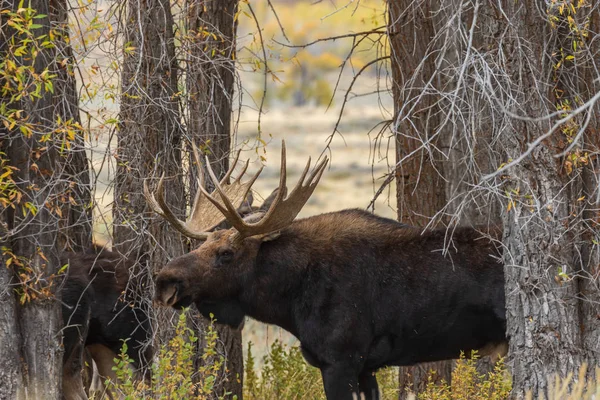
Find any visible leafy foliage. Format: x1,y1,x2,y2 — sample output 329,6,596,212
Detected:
244,339,400,400
418,354,511,400
108,311,232,399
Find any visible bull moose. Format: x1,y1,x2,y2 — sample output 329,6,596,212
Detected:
145,142,507,400
61,248,152,400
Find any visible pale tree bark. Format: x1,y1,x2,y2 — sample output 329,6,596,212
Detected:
114,0,186,368
389,0,600,397
0,0,72,398
491,2,600,396
0,254,24,399
578,8,600,369
186,1,243,397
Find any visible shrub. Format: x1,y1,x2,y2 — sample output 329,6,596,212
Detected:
244,340,323,400
418,354,511,400
244,340,401,400
531,364,600,400
108,310,230,399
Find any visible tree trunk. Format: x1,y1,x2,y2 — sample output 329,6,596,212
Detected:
49,0,93,252
115,0,185,259
390,0,600,397
115,0,186,373
493,2,600,396
389,0,446,227
187,1,243,398
0,255,24,398
389,1,453,397
578,7,600,369
0,0,69,397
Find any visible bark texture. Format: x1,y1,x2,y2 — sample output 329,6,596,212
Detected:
389,2,453,396
494,2,600,396
389,0,446,228
115,0,185,260
115,0,186,380
389,0,600,397
0,0,70,397
187,1,243,397
49,0,92,253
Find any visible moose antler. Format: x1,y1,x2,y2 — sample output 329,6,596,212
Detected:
143,147,263,240
199,141,328,241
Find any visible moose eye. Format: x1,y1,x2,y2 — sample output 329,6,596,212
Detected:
217,249,234,264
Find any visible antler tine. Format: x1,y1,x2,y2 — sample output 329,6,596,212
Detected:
191,142,206,189
286,155,311,198
234,159,250,184
256,142,293,223
236,148,327,238
201,156,249,232
244,163,264,192
143,175,209,240
143,174,167,218
309,157,328,187
188,143,207,224
220,149,241,185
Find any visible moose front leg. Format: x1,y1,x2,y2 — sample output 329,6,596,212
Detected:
359,369,380,400
320,364,361,400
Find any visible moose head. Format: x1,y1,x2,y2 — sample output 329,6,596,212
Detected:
144,142,328,312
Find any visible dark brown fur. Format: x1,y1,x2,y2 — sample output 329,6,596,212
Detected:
60,248,152,400
155,209,506,400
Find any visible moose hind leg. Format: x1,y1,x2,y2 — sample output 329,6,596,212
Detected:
320,364,361,400
359,369,380,400
62,341,88,400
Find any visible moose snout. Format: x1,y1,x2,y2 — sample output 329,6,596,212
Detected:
154,278,184,307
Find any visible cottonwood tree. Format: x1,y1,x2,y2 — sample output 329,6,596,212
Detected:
388,0,600,397
114,0,185,273
113,0,186,380
114,0,243,396
388,1,454,395
50,0,92,253
0,0,91,397
186,1,243,397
